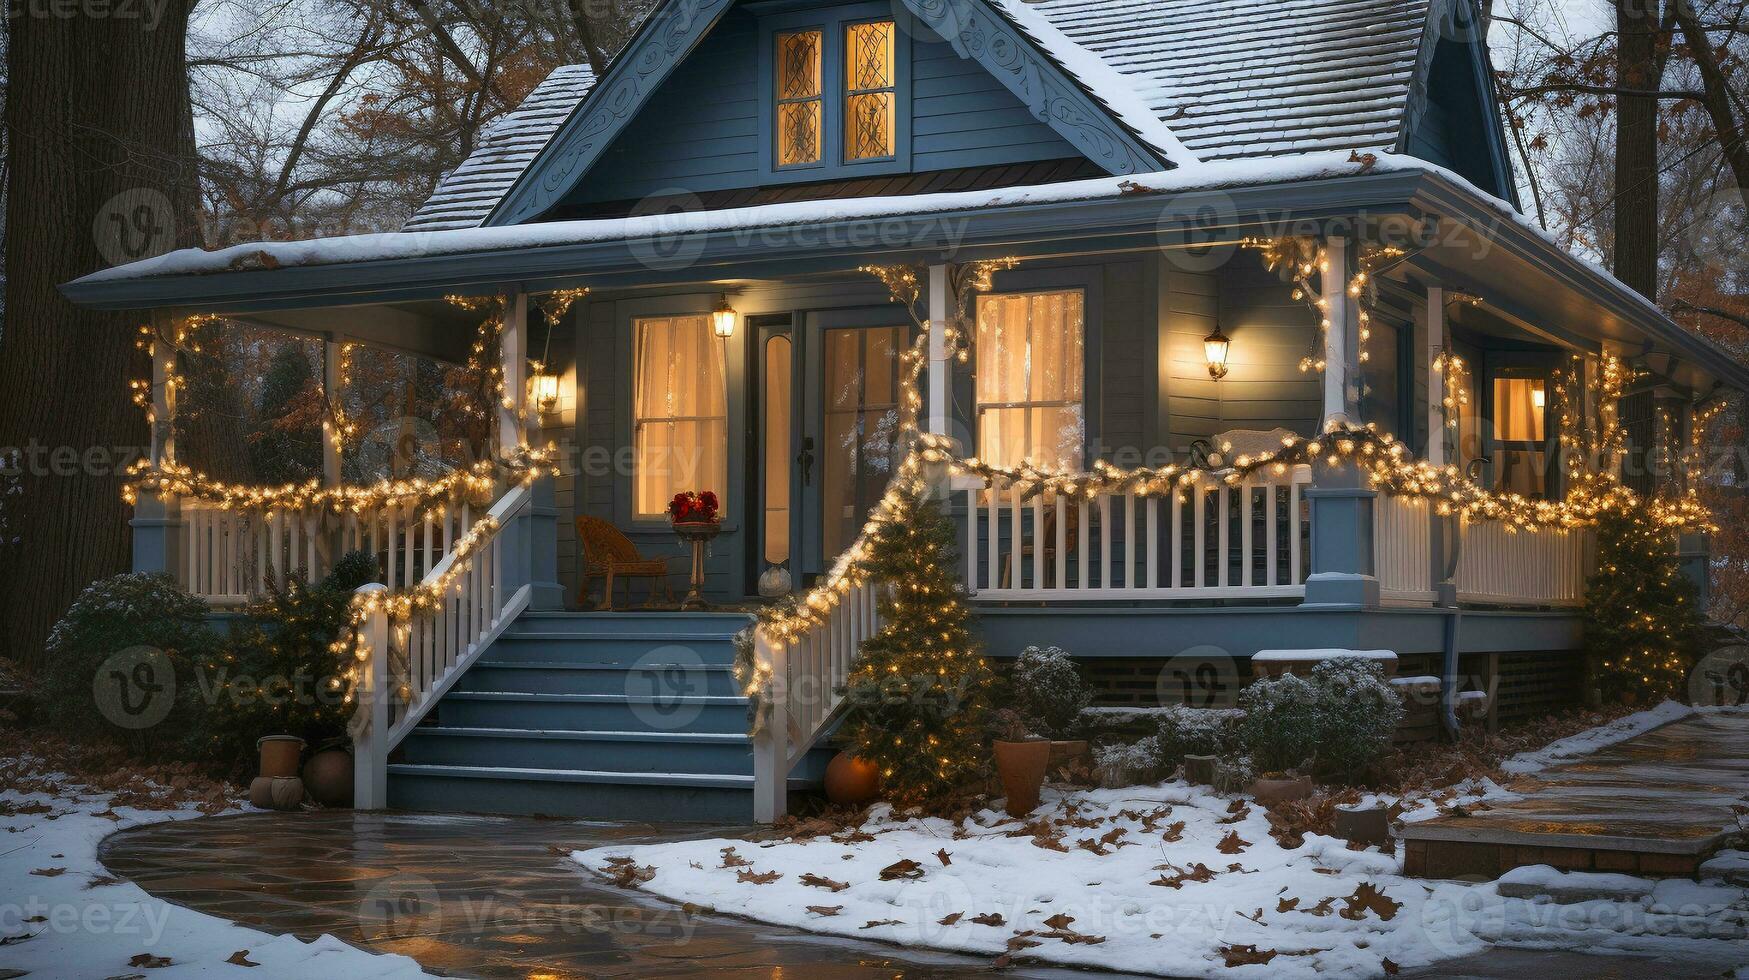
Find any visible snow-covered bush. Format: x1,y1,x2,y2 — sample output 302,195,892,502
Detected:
1010,645,1091,739
37,573,220,758
1093,734,1163,787
1154,705,1242,765
1236,671,1321,774
1308,656,1403,781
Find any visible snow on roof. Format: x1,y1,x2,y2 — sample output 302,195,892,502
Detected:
987,0,1198,167
1030,0,1432,160
402,64,597,232
83,152,1429,283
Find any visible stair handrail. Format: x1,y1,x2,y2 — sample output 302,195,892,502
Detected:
351,480,534,809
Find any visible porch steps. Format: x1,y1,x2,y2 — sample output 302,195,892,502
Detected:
386,610,824,822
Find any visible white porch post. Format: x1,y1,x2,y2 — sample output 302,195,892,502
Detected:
750,631,789,823
1302,234,1379,607
322,335,345,486
926,263,952,439
1321,236,1355,425
132,314,181,576
498,293,529,456
352,583,390,810
1424,286,1446,469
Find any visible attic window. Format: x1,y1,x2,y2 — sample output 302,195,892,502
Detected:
776,29,823,167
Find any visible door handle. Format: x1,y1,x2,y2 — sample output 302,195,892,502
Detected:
796,437,815,486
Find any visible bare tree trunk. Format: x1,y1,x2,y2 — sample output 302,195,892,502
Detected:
1673,0,1749,195
1614,0,1663,300
0,2,200,668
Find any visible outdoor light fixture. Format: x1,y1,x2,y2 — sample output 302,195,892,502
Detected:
530,364,560,415
712,298,738,339
1204,326,1231,380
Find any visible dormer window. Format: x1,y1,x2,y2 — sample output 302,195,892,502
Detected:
762,6,908,180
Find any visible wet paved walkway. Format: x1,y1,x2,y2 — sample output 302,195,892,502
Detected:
97,810,1746,979
1404,712,1749,878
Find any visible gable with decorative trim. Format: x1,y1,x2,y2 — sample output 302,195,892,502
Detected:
486,0,1185,227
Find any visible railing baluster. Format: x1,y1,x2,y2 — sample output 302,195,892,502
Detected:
1123,493,1135,589
1289,478,1303,585
986,483,999,593
1265,485,1278,587
965,487,977,593
1077,497,1090,590
1217,485,1229,589
1171,491,1183,589
1054,496,1067,589
1146,497,1158,589
1193,487,1206,589
1099,494,1112,589
1240,483,1253,588
1032,493,1045,590
1008,484,1022,591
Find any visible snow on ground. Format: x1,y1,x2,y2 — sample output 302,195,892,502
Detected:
1,772,428,979
577,783,1491,977
573,701,1748,978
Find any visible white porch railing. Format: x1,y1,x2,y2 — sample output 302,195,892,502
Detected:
751,578,883,822
961,465,1313,601
1374,494,1436,603
1454,518,1595,607
352,481,533,809
174,495,482,604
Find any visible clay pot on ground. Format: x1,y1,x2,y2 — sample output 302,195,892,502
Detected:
824,752,880,807
1334,802,1391,844
248,775,305,811
993,739,1051,816
1248,774,1314,805
256,735,305,778
1183,754,1219,785
302,748,354,808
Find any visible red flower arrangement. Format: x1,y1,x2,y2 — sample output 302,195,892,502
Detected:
667,490,721,525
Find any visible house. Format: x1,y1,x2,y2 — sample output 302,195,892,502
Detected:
63,0,1747,822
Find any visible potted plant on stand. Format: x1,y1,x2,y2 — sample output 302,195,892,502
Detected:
1009,646,1093,777
667,490,722,611
990,709,1050,816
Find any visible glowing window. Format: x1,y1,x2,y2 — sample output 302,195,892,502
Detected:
975,290,1086,471
844,20,895,161
775,30,823,167
633,316,727,517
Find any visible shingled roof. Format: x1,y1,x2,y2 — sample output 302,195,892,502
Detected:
404,65,596,232
404,0,1443,231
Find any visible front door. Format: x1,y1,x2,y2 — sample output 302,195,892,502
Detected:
795,311,911,583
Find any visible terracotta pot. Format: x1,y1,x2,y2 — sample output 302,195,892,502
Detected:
1334,802,1390,845
257,735,305,778
824,752,880,807
303,748,354,808
268,776,305,811
247,776,275,809
1183,754,1219,785
1249,774,1313,805
993,739,1051,817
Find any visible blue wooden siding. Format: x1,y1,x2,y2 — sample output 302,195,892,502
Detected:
1163,253,1322,451
1405,37,1510,200
565,10,1080,207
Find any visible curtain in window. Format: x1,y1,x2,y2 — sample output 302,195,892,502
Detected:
975,291,1085,470
634,316,727,517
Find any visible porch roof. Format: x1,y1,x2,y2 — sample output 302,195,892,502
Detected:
61,150,1749,393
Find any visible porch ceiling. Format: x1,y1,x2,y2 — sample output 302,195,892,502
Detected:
60,151,1749,393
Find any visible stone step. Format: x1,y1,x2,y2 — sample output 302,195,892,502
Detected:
386,763,772,822
397,727,756,774
434,691,750,733
454,661,742,697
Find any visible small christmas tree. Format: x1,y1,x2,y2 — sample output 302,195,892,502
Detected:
1583,508,1706,703
840,491,993,805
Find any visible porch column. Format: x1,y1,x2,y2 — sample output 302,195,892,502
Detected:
501,292,564,610
132,313,180,576
1302,235,1378,607
321,335,345,487
1424,286,1458,605
1321,236,1359,425
926,263,951,438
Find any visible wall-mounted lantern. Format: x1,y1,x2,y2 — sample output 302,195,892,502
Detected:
712,297,738,339
1204,325,1231,380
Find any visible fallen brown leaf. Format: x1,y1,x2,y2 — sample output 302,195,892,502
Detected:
799,872,850,892
879,858,924,881
970,912,1006,926
225,950,259,967
736,869,781,884
1340,882,1400,922
129,953,172,968
1220,944,1277,967
806,905,842,917
935,848,952,866
937,912,963,926
1218,831,1250,855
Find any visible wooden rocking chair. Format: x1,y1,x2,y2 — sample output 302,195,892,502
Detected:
575,516,677,610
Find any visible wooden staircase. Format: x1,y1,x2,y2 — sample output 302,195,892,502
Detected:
385,610,827,822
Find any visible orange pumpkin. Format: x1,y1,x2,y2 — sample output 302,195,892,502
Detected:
824,752,881,807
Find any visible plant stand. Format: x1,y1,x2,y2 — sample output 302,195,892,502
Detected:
673,521,722,611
